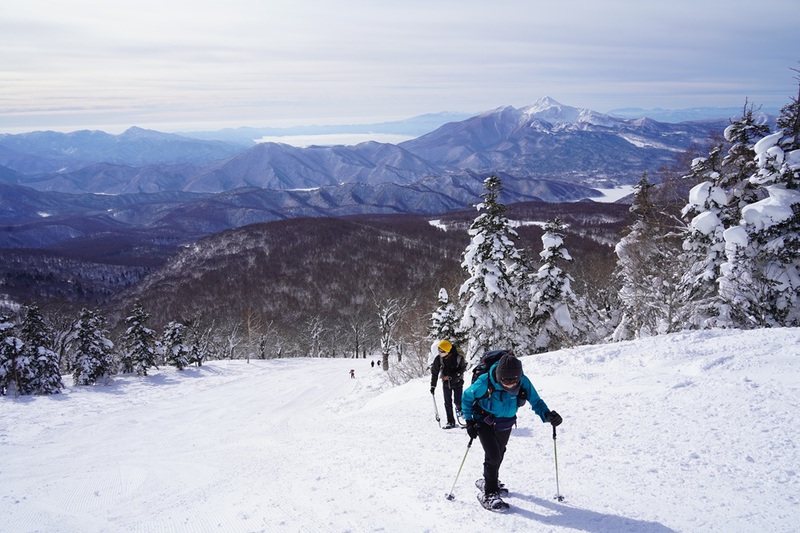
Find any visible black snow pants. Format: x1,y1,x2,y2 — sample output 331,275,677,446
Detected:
442,379,463,425
476,422,512,494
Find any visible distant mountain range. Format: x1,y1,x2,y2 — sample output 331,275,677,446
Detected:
1,97,733,192
0,97,742,254
1,97,765,312
175,112,475,145
607,105,779,123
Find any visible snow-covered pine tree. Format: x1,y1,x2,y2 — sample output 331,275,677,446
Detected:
509,246,534,348
120,303,157,376
162,321,190,370
679,180,729,327
429,288,466,350
720,100,772,203
613,174,683,340
185,317,211,367
614,175,657,340
459,176,525,360
68,308,115,386
528,218,582,352
1,314,27,396
679,102,771,327
0,315,10,395
20,305,63,394
720,81,800,326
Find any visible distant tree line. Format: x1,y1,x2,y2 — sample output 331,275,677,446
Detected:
1,302,265,396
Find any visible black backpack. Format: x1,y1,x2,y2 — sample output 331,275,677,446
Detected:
470,349,509,384
470,349,528,406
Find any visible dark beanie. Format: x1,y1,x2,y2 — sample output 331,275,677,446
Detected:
496,354,522,382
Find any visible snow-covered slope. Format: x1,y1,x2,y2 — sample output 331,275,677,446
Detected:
2,328,798,532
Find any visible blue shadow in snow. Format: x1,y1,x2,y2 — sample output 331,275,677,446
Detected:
511,493,678,533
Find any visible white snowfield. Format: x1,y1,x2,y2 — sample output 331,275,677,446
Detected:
2,328,798,532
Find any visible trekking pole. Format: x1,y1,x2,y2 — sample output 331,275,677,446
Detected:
431,391,441,427
445,438,473,500
553,425,564,502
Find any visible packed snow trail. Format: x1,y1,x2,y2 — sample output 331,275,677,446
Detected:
2,328,799,532
2,358,365,532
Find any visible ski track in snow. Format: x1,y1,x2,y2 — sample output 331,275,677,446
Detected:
1,328,799,532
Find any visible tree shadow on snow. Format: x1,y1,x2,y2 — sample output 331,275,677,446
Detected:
511,494,678,533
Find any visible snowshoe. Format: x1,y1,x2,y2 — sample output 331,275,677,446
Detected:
475,478,509,495
442,422,457,430
477,492,510,512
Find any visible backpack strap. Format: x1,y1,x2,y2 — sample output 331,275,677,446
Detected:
474,367,529,411
471,373,495,416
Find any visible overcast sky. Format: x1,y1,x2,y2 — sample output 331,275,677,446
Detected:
2,0,799,134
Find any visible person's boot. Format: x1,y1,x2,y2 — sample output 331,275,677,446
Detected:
477,491,510,512
475,478,508,495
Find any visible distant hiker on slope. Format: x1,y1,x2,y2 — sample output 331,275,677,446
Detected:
462,352,562,512
430,340,467,429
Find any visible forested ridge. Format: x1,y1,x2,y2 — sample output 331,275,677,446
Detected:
112,201,629,357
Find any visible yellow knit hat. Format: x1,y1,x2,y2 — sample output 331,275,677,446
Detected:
437,339,453,353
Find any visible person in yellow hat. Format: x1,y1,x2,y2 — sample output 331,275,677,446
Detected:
430,339,467,429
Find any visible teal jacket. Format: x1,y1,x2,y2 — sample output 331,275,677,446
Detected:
462,362,550,423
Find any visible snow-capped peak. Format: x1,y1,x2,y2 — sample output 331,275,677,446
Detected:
522,97,581,122
525,96,569,113
521,97,614,127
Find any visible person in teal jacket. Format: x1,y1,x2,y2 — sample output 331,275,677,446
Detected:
462,352,562,512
